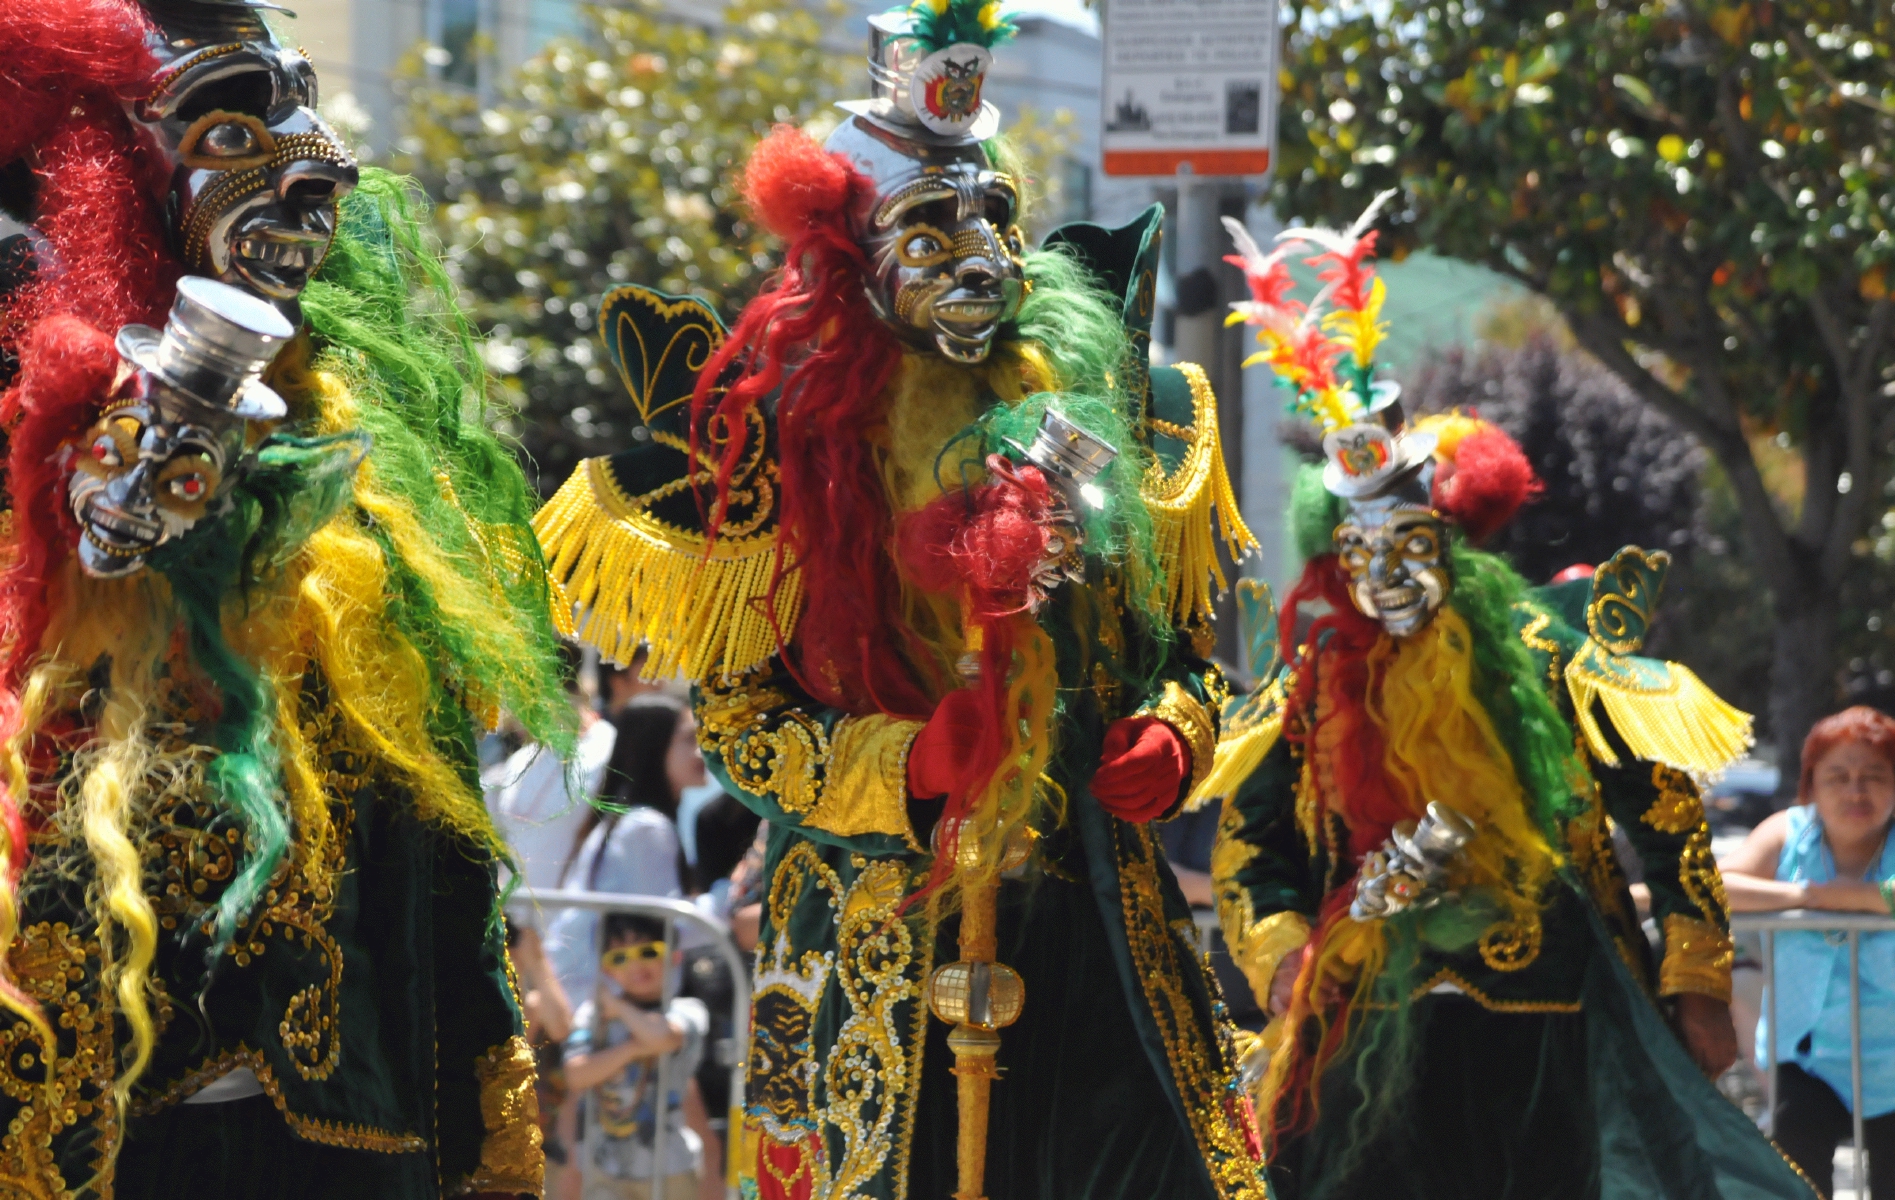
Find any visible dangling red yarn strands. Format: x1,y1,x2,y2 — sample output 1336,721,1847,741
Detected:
0,0,172,359
689,125,921,716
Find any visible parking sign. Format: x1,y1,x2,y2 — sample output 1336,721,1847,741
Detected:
1101,0,1280,177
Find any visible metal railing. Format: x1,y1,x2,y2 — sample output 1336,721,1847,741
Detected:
1736,909,1895,1199
525,889,749,1200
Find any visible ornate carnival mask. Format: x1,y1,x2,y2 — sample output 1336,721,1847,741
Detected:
130,0,358,303
825,8,1025,364
1324,396,1449,638
1335,489,1449,638
67,277,291,577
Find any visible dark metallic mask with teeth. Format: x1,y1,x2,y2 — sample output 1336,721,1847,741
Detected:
67,276,292,577
131,0,359,303
826,15,1024,365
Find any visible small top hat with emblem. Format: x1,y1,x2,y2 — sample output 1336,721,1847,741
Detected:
839,0,1018,145
116,276,294,420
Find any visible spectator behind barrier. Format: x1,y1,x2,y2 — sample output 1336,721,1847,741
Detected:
1719,705,1895,1199
547,695,704,994
485,668,618,896
564,913,722,1200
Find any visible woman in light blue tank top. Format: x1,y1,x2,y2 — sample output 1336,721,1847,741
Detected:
1721,706,1895,1198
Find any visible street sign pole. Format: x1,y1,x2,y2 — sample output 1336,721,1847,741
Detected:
1102,0,1281,658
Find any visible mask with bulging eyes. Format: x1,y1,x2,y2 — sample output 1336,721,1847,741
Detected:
129,2,359,303
1335,497,1451,638
826,121,1026,365
67,399,247,578
64,275,293,578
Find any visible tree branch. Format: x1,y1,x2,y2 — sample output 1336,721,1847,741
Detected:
1564,308,1798,590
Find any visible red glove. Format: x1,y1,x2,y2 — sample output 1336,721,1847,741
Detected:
1089,717,1190,823
908,688,988,800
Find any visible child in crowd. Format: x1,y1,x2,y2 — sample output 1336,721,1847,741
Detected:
564,914,723,1200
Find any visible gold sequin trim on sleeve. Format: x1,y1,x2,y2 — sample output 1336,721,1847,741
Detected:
820,716,926,850
448,1035,544,1197
1144,681,1218,796
1658,914,1735,1002
1642,765,1707,835
1209,795,1308,1006
1679,824,1731,927
698,671,925,847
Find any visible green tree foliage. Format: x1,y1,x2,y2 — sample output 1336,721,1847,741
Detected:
394,1,846,492
1272,0,1895,786
1404,331,1706,583
1399,321,1775,720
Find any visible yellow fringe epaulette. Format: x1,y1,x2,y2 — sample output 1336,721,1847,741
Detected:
1185,675,1286,812
1142,362,1258,625
1565,640,1753,777
531,457,799,680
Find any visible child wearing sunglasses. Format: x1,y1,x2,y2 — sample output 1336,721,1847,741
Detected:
563,914,721,1200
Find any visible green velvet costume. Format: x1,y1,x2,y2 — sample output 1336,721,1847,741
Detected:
0,175,563,1200
1210,547,1815,1200
535,208,1272,1200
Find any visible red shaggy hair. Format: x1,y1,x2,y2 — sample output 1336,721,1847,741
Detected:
1431,426,1541,543
1799,706,1895,805
691,126,924,716
0,0,173,358
0,0,172,963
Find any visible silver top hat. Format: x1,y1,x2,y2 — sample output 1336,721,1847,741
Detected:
837,12,1002,145
116,276,294,420
1321,380,1439,500
1014,408,1119,511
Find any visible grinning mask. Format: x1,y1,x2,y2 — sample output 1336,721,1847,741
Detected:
131,0,359,303
825,11,1025,364
1335,490,1449,638
66,277,292,577
1321,408,1448,638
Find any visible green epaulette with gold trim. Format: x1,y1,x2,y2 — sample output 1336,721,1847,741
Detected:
1530,546,1752,777
1046,207,1257,627
531,285,795,680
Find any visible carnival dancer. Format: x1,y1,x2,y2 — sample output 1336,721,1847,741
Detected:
1202,200,1814,1199
533,5,1268,1197
0,0,569,1195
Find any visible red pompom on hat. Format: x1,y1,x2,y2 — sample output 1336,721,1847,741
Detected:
1418,413,1542,543
741,124,859,240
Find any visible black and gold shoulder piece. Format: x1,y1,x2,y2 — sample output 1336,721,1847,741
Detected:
1044,206,1256,625
1522,546,1752,776
1189,579,1285,810
531,285,793,680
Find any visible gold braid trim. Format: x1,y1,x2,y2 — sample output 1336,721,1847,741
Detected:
1140,363,1258,625
531,457,800,679
1143,681,1218,800
1406,969,1584,1014
448,1035,544,1197
1209,795,1310,1007
1186,679,1285,813
1658,914,1735,1002
132,1047,428,1153
1565,640,1753,776
1116,824,1269,1199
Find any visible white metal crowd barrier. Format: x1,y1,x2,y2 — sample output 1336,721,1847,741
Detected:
1737,909,1895,1199
524,889,748,1200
